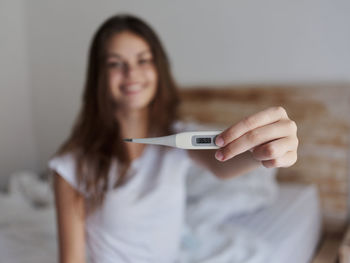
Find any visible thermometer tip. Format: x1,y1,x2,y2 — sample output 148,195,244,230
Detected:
123,138,133,142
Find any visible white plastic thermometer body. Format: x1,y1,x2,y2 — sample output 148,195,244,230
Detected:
124,131,222,149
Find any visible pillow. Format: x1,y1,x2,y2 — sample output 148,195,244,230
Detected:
8,171,54,208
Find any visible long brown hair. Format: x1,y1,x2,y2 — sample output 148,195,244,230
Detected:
55,14,180,211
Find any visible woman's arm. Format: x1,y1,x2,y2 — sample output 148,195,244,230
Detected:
54,172,86,263
188,106,298,179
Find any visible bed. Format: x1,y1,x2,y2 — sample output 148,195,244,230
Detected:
1,83,349,262
178,83,350,262
0,178,321,263
228,184,321,263
0,192,56,263
177,157,321,263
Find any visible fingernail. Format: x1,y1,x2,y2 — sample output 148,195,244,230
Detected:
215,151,224,161
215,136,224,147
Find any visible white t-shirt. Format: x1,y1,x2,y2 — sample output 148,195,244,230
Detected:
48,144,192,263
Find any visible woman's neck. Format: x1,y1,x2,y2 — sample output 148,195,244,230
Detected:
115,108,150,160
116,108,150,138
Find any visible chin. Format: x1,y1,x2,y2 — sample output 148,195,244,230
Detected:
123,98,153,111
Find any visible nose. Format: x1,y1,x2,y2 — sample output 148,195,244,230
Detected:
123,63,140,79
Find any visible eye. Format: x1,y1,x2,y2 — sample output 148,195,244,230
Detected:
138,58,153,65
107,61,124,69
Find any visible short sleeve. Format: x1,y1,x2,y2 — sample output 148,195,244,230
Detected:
48,153,85,195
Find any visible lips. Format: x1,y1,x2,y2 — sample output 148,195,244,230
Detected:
121,84,144,95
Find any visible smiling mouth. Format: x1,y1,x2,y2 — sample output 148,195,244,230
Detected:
122,84,144,95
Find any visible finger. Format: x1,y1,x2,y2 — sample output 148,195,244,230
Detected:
261,151,297,168
215,106,289,147
215,119,296,161
252,136,299,161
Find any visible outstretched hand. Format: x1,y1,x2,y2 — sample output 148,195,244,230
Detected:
214,106,298,168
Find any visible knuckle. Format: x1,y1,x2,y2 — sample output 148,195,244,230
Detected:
283,153,298,167
288,120,297,133
270,159,279,167
225,128,236,141
247,130,260,143
263,160,276,168
265,145,277,158
243,116,255,130
273,106,287,117
221,128,235,143
285,158,296,168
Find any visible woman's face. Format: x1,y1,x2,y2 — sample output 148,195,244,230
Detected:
104,31,158,112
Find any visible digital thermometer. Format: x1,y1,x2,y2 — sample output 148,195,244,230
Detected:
123,131,222,149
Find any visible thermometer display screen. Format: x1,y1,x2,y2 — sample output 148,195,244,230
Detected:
196,137,212,144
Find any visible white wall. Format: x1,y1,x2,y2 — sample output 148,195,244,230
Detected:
0,0,37,180
24,0,350,169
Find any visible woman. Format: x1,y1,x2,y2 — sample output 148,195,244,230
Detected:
49,14,298,263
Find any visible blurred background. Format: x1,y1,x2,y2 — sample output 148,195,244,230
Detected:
1,0,349,178
1,0,350,262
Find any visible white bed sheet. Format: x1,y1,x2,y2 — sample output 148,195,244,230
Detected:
227,183,322,263
0,184,321,263
0,194,57,263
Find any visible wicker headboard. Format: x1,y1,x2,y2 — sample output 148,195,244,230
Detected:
178,84,350,234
